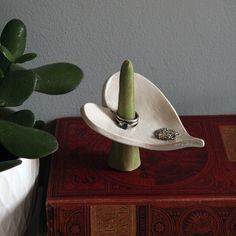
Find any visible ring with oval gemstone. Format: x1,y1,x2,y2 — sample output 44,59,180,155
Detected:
115,112,139,130
154,128,179,141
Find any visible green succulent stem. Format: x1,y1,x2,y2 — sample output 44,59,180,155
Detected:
0,49,10,75
108,60,141,171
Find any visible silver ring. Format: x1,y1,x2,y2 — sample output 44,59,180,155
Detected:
115,112,139,130
154,128,179,140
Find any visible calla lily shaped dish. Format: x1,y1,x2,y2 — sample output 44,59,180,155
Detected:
81,72,204,151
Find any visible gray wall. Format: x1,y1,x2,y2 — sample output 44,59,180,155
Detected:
1,0,236,121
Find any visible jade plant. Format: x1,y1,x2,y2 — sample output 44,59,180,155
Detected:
0,19,83,172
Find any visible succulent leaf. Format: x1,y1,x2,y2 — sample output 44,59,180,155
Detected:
0,19,26,59
0,159,22,172
0,68,3,78
0,19,83,171
9,64,25,72
0,45,15,62
0,49,11,74
0,120,58,158
15,53,37,63
33,63,83,94
4,109,35,127
0,70,36,107
33,120,45,130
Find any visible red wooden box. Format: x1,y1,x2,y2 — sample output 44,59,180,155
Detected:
46,116,236,236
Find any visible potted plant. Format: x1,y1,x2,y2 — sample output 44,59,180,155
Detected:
0,19,83,236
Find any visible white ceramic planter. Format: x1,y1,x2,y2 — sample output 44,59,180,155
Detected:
0,158,39,236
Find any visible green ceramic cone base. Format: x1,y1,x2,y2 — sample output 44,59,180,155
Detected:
108,141,141,172
107,60,140,172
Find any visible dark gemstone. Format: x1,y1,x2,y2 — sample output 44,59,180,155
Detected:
122,123,128,129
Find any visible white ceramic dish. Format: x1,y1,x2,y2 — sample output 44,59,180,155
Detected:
81,72,204,150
